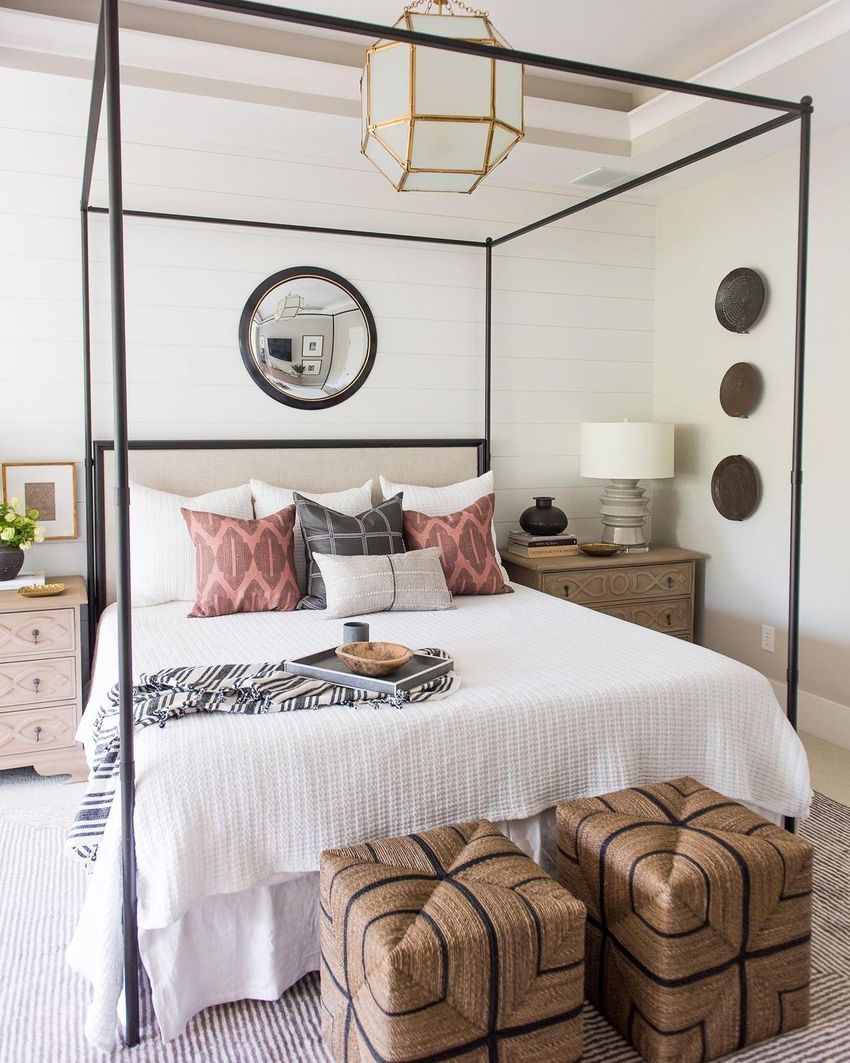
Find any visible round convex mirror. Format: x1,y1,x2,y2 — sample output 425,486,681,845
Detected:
239,267,377,410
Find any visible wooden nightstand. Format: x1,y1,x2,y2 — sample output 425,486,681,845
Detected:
501,546,703,641
0,575,88,781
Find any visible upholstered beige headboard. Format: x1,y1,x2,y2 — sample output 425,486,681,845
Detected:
94,439,485,613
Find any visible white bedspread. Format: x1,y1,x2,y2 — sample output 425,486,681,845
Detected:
68,585,810,1047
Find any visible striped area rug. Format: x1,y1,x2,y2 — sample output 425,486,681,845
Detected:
1,769,847,1062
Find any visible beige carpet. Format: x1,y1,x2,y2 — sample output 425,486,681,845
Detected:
1,767,848,1062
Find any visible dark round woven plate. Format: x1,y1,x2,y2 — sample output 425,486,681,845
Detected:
711,455,759,520
715,268,766,333
720,362,762,417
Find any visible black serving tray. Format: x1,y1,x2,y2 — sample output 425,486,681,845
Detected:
284,647,453,696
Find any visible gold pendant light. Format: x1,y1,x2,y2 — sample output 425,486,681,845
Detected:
361,0,524,193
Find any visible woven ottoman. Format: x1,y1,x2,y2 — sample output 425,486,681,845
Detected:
320,819,586,1062
556,777,812,1062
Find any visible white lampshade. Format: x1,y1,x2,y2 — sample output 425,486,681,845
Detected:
580,422,675,480
361,4,524,193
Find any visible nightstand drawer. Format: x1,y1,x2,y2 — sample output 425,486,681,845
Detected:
0,656,77,708
542,562,693,605
0,608,76,659
0,703,77,758
592,596,693,634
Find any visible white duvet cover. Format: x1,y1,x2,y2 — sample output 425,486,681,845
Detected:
69,585,811,1047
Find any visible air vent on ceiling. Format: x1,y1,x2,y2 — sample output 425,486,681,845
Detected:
569,167,638,189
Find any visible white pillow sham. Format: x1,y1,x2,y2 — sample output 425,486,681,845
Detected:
379,469,509,583
129,481,253,606
251,479,373,592
312,547,452,619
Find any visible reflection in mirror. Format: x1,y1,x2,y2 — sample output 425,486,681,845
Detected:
239,268,377,410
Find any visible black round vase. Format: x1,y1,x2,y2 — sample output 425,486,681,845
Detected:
0,546,25,581
519,497,568,536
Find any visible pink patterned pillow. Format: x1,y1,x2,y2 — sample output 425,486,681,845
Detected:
181,506,300,618
403,494,512,596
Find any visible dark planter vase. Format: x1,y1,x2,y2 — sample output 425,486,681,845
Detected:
0,545,25,581
519,497,568,537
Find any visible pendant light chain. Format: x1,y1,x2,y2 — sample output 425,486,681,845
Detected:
403,0,490,17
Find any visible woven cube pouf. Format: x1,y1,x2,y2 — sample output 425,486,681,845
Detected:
320,819,586,1062
557,777,812,1063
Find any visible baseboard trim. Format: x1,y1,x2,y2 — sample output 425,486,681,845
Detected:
770,680,850,751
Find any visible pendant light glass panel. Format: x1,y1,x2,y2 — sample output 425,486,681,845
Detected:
414,49,491,117
403,172,479,192
361,7,524,192
408,13,491,38
368,42,410,124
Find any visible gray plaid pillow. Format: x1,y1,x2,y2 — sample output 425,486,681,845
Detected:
294,492,406,609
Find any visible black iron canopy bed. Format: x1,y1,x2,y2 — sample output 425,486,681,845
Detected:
78,0,813,1046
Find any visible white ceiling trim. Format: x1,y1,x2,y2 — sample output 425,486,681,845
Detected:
630,0,849,141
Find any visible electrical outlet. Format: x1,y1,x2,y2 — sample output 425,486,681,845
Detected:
761,625,775,653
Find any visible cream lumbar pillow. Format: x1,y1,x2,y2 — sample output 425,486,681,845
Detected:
311,547,452,619
251,479,373,592
129,481,254,606
379,469,509,583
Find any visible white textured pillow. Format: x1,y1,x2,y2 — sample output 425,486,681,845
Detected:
312,547,452,619
251,479,373,592
129,481,253,606
379,470,509,583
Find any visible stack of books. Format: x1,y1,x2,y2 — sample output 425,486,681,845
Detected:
0,572,46,591
507,531,578,558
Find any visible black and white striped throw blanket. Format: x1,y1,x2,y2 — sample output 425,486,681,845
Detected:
68,650,457,865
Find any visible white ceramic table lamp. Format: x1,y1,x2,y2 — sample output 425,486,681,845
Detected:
580,421,674,552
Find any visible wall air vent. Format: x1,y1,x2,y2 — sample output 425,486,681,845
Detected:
569,167,638,189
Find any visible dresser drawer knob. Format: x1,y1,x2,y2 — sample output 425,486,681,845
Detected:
32,677,41,693
31,628,40,645
666,575,673,589
34,725,42,743
562,584,571,598
666,612,672,626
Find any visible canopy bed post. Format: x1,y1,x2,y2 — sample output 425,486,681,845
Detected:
103,0,140,1045
80,210,96,660
785,98,813,833
484,238,493,471
80,7,104,659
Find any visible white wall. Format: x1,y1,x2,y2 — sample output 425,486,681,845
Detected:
653,121,850,745
0,65,654,580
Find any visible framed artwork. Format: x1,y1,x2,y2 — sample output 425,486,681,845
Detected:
302,335,324,359
301,359,322,376
1,462,78,540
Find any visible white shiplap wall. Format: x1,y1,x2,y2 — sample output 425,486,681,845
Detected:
0,66,654,578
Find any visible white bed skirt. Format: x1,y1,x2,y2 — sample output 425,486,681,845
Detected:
140,810,557,1042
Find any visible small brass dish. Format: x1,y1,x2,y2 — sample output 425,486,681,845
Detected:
18,582,66,598
336,641,414,678
578,542,622,557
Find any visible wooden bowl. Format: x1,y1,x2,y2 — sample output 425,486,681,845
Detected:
578,542,622,557
336,641,414,678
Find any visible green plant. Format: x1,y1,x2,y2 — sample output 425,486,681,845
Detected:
0,498,45,550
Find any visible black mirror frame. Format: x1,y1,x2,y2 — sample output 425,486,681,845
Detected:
238,265,378,411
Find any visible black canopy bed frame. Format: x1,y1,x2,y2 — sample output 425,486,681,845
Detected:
78,0,813,1045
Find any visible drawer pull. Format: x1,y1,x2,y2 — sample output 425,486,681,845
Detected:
666,576,673,589
563,584,571,598
34,725,42,743
31,628,40,645
666,612,672,626
32,677,41,694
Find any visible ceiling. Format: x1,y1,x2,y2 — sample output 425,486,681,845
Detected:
3,0,850,202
